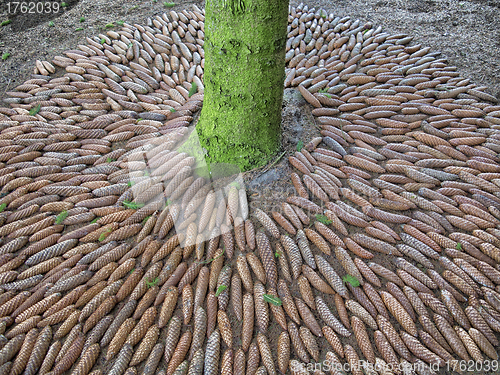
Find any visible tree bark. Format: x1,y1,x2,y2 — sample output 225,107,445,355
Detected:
196,0,289,171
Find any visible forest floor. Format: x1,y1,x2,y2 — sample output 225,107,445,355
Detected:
1,0,499,101
0,1,500,372
1,0,499,202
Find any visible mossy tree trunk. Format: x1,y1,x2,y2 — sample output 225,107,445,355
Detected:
197,0,289,171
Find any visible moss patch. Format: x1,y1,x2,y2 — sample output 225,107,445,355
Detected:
196,0,289,172
196,123,277,172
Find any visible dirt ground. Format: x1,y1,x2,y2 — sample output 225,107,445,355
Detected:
1,0,499,100
1,0,500,101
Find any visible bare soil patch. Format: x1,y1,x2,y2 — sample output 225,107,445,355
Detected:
1,0,499,102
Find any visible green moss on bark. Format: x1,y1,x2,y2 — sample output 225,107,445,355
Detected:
197,0,289,171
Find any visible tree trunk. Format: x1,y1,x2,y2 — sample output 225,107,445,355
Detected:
196,0,289,171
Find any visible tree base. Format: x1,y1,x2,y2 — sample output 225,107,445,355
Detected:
196,0,289,172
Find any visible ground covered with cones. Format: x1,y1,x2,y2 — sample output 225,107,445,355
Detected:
0,2,500,375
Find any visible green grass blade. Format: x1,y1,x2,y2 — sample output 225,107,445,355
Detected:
263,294,282,306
